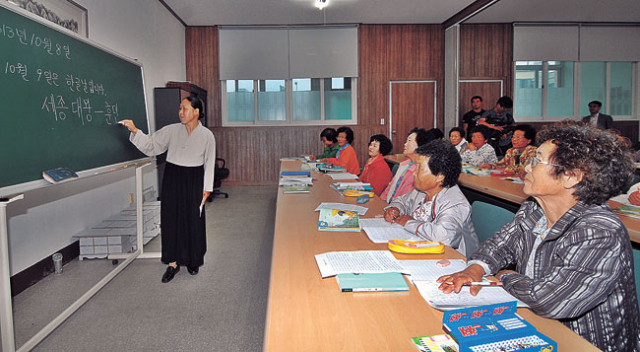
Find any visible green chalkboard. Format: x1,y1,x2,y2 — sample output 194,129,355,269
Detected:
0,4,148,191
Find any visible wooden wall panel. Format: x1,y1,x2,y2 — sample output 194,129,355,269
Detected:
459,24,513,97
358,25,389,126
185,27,220,128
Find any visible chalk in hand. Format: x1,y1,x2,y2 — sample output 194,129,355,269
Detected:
117,121,125,125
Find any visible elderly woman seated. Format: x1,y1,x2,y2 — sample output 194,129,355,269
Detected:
380,128,436,203
481,124,537,179
437,123,640,351
383,139,479,257
460,125,498,166
358,134,393,196
448,127,468,153
321,126,360,175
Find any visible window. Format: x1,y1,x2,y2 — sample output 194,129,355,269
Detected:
324,78,352,120
516,61,637,120
514,61,573,118
223,77,357,126
258,80,286,121
225,80,254,122
293,78,320,121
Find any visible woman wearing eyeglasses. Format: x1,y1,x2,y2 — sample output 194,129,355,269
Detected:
480,124,537,179
437,123,640,351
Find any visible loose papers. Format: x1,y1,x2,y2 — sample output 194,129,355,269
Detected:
314,250,406,278
328,173,359,180
315,202,368,216
399,259,527,310
359,218,422,243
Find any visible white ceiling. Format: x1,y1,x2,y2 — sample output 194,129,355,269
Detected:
161,0,475,26
467,0,640,23
161,0,640,26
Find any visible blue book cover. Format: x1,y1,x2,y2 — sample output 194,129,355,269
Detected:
442,302,557,352
42,167,78,184
281,171,311,177
336,272,409,292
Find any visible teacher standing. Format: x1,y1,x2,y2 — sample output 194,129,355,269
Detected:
120,96,216,283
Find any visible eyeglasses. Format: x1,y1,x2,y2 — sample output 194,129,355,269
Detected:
526,156,560,168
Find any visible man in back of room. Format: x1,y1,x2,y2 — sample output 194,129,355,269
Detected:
462,95,485,138
582,100,613,130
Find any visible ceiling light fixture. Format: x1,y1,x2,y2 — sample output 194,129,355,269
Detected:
315,0,329,10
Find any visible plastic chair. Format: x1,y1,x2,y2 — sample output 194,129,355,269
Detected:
471,201,516,243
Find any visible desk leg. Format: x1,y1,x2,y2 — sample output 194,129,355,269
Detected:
0,202,16,352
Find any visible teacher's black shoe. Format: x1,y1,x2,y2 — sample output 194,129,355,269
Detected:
161,265,180,283
187,266,199,275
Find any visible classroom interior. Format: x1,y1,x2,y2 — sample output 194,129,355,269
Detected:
2,0,640,350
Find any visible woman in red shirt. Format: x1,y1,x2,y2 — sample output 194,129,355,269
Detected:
321,126,360,175
359,134,393,196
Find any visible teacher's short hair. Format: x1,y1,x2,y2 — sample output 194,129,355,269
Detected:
184,95,204,119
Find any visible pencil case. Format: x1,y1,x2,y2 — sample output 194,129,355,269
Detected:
388,240,445,254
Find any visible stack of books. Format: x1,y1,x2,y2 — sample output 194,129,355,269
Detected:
279,171,311,193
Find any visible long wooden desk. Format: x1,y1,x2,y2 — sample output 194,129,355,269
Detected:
263,161,598,350
457,172,640,244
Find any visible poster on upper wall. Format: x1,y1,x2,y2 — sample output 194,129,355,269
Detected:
6,0,87,37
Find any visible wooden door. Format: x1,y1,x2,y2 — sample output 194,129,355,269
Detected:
458,80,503,127
389,81,436,154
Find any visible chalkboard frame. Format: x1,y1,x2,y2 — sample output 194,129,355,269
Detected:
0,3,152,196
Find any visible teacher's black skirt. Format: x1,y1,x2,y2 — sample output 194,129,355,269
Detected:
160,162,207,267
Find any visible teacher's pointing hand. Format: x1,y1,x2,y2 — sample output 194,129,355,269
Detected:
119,119,138,134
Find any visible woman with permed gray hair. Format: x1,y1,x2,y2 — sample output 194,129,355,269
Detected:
358,134,393,196
438,123,640,351
383,139,479,257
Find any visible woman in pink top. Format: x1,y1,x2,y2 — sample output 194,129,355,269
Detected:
380,128,436,203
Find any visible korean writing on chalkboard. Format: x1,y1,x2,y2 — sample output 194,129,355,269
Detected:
41,95,120,126
35,68,59,86
65,74,105,95
41,94,68,121
0,23,71,59
5,61,28,81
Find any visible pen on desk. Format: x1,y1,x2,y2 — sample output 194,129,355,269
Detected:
463,281,503,287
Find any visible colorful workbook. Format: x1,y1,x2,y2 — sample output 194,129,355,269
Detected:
317,164,346,173
411,334,459,352
613,205,640,219
317,208,360,232
283,184,310,194
336,272,409,292
442,301,557,352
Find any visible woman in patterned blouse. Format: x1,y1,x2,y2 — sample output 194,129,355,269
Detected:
481,124,537,179
460,125,498,166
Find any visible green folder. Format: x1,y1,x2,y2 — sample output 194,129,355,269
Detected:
336,272,409,292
